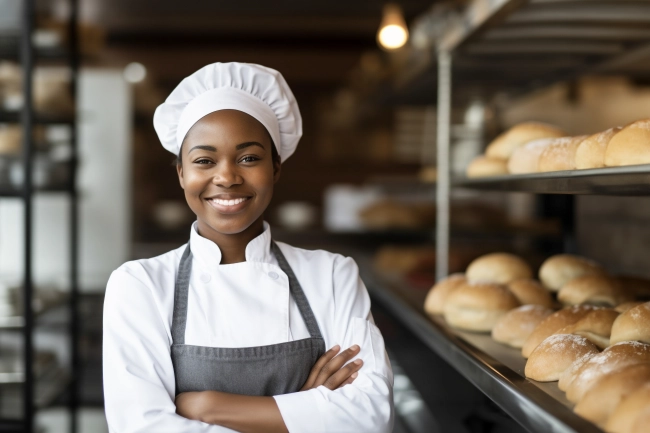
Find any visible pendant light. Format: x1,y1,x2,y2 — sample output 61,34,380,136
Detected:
377,3,409,50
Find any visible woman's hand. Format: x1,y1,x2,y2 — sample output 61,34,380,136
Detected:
300,345,363,391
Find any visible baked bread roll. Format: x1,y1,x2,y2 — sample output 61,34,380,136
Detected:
443,282,520,332
539,254,605,292
615,301,644,313
575,127,622,170
491,305,554,348
522,305,595,358
558,275,634,307
507,137,554,174
466,253,532,285
566,341,650,403
617,275,650,300
538,135,588,172
605,119,650,167
466,156,508,178
574,363,650,428
605,382,650,433
506,279,554,308
554,308,620,349
423,273,467,315
486,122,566,160
558,352,597,392
610,302,650,346
525,334,599,382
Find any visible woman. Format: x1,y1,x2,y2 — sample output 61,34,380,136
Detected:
103,62,394,433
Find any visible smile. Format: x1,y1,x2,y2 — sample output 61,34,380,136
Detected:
208,197,250,206
205,196,252,214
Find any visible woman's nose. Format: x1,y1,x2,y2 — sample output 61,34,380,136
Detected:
212,162,243,188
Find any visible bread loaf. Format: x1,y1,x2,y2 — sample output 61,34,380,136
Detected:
466,156,508,178
566,341,650,403
423,273,466,315
507,138,554,174
525,334,599,382
539,254,605,292
443,282,520,332
486,122,566,160
605,382,650,433
610,302,650,346
555,308,619,349
522,305,595,358
506,279,554,308
574,363,650,428
491,305,554,348
575,127,621,169
558,275,634,307
466,253,532,285
605,119,650,167
538,135,588,172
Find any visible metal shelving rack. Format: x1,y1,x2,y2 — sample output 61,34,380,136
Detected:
0,0,79,432
364,1,650,433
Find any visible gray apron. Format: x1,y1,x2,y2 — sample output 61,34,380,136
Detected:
171,241,326,396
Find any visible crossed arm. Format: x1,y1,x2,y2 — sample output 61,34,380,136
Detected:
175,345,363,433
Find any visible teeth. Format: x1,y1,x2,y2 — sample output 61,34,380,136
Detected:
210,197,248,206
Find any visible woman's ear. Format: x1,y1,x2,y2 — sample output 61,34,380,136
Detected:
176,162,185,189
273,158,281,184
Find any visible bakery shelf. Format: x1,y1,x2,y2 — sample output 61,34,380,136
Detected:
0,111,74,125
454,164,650,195
0,185,73,197
357,258,603,433
0,296,70,330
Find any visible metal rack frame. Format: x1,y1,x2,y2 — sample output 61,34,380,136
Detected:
1,1,80,431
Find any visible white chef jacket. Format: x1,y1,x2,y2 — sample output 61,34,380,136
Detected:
103,221,394,433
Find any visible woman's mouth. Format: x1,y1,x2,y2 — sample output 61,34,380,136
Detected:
205,196,252,214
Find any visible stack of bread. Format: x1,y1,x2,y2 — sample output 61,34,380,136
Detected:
424,251,650,431
465,119,650,178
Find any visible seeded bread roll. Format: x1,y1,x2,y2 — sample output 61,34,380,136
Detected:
574,363,650,428
443,282,520,332
575,127,622,169
605,119,650,167
466,253,532,285
558,352,598,392
610,302,650,346
486,122,566,160
538,135,589,172
539,254,605,292
506,279,554,308
605,382,650,433
491,305,554,348
522,305,595,358
566,341,650,403
558,275,634,308
554,308,619,349
466,156,508,178
507,137,554,174
525,334,599,382
423,273,467,315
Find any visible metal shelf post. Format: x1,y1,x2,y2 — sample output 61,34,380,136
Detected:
436,50,452,281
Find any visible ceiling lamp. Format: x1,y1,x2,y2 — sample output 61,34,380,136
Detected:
377,4,409,50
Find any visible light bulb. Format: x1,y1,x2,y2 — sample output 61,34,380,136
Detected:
377,4,409,50
124,62,147,83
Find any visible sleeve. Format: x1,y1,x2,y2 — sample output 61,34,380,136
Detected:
102,266,236,433
273,255,395,433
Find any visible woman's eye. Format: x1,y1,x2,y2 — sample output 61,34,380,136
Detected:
240,156,260,163
194,159,213,164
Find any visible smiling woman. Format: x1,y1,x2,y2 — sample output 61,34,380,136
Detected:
102,62,394,433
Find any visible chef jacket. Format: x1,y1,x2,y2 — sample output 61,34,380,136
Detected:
102,221,394,433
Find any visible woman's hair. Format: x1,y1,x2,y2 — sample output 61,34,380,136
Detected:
174,140,280,166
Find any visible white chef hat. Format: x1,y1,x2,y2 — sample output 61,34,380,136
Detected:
153,62,302,162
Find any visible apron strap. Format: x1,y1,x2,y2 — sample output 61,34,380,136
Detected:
171,244,192,345
271,241,323,340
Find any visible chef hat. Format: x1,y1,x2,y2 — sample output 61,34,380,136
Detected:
153,62,302,162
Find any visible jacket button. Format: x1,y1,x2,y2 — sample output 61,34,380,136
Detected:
268,271,279,280
200,273,211,283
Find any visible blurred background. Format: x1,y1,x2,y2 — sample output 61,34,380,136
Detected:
3,0,650,432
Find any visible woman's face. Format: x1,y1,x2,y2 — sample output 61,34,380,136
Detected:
177,109,281,236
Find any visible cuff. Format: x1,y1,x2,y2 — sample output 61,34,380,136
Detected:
273,389,326,433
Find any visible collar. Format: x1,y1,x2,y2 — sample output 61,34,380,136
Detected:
188,220,274,267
